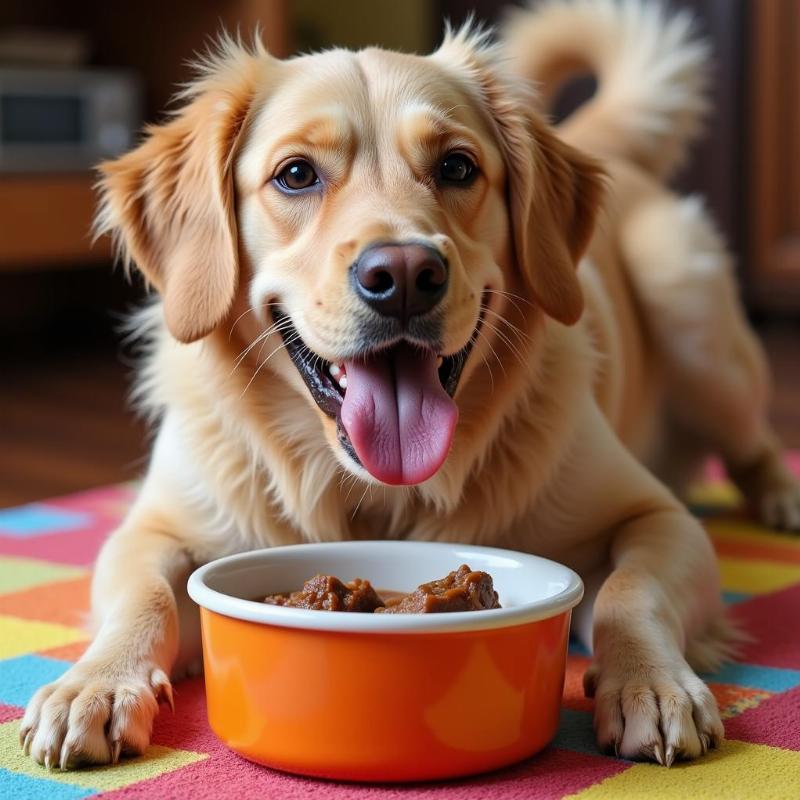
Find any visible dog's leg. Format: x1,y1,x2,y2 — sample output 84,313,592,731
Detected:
583,508,726,764
553,406,730,764
622,192,800,530
20,510,192,769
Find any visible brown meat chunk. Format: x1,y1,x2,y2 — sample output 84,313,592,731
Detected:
375,564,500,613
263,574,384,612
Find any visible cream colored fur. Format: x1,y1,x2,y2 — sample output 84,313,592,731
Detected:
21,0,799,772
504,0,710,179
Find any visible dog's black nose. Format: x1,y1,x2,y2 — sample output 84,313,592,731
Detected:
353,243,448,320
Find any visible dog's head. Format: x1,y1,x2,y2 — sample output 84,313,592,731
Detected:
97,27,603,488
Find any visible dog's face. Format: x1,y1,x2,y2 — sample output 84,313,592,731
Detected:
98,29,602,488
235,47,512,486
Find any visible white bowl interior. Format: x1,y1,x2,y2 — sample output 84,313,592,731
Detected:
189,541,583,633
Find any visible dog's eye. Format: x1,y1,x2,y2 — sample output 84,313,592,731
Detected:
275,160,319,192
439,153,476,184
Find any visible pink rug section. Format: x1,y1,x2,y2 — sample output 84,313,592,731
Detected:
44,485,138,515
0,521,114,566
730,585,800,669
96,680,626,800
724,685,800,751
99,748,627,800
0,704,23,724
0,485,136,565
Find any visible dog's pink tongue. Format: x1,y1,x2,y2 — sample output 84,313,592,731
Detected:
341,344,458,485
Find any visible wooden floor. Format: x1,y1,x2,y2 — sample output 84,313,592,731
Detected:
0,323,797,508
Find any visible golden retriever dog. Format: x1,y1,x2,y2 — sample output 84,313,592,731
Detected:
21,0,800,771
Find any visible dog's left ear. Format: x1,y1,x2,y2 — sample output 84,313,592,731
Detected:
95,36,268,343
435,27,604,325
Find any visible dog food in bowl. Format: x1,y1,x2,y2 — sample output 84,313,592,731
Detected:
262,564,501,613
379,564,501,612
187,541,584,782
263,574,384,611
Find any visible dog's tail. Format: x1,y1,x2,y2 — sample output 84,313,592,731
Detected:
503,0,710,179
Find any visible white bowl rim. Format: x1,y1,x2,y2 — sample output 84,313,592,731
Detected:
187,541,584,634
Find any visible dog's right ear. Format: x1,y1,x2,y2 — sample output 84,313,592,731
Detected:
434,23,604,326
95,36,269,343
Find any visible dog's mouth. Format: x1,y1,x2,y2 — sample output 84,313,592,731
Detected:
273,302,486,486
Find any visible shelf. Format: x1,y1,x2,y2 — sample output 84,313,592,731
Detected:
0,174,111,270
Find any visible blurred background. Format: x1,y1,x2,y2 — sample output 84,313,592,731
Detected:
0,0,797,506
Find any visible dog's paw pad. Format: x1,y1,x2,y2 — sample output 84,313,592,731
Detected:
592,661,723,765
760,483,800,532
21,661,168,770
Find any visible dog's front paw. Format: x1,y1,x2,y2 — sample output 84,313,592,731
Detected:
19,659,173,770
731,450,800,532
585,657,723,765
759,480,800,532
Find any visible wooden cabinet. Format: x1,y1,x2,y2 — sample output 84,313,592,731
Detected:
0,176,111,269
747,0,800,311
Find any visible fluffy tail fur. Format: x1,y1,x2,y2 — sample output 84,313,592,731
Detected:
502,0,710,179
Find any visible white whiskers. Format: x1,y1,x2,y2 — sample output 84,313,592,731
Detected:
240,330,303,399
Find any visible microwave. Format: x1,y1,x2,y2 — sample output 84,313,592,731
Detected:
0,67,141,172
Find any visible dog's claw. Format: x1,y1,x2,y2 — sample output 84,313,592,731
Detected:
151,668,175,712
653,742,665,766
21,729,33,756
44,752,53,771
59,742,72,771
111,739,122,765
160,682,175,713
665,744,675,767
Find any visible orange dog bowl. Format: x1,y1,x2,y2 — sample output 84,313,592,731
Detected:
187,541,583,782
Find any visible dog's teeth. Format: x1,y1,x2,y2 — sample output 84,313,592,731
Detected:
437,356,444,367
328,362,347,390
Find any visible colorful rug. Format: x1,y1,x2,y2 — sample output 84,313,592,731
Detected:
1,458,799,799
